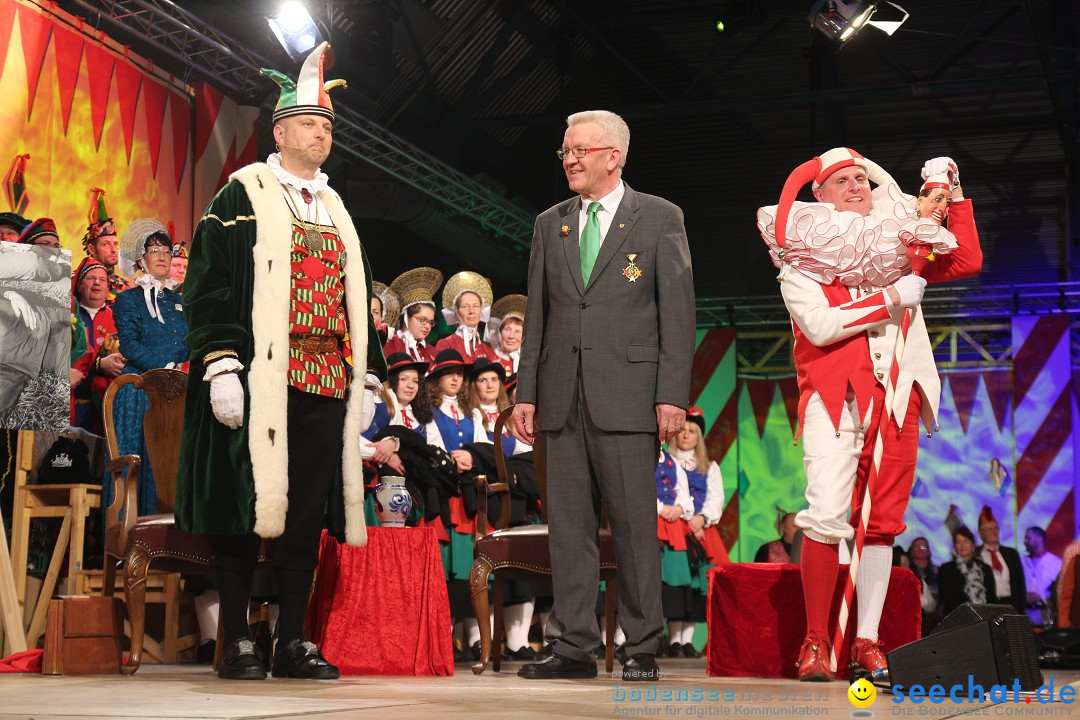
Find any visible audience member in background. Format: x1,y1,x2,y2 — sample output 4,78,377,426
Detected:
755,510,799,563
72,258,124,433
975,506,1026,615
906,537,942,634
18,218,61,248
385,267,442,362
486,294,526,375
169,245,188,292
0,212,29,242
106,219,188,516
437,271,497,363
82,190,130,303
1023,526,1062,626
939,526,997,615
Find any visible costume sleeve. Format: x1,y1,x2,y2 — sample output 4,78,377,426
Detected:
780,267,898,347
113,290,154,373
515,217,545,405
700,461,725,526
425,418,446,451
472,409,489,444
183,182,254,366
922,200,982,283
654,204,695,409
360,244,387,381
70,314,90,368
674,463,695,519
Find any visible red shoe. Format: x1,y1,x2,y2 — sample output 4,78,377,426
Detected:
795,634,831,682
849,637,887,674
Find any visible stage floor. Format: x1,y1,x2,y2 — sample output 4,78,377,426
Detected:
2,659,1079,719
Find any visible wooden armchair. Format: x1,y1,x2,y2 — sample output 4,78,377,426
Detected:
101,369,213,673
468,404,617,675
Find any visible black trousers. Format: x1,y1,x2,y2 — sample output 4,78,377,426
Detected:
214,387,346,572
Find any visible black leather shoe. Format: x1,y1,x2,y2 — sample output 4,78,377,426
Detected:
517,652,598,679
621,654,661,682
668,642,685,658
271,640,340,680
502,645,538,661
590,643,606,659
218,638,266,680
535,642,555,660
615,644,628,666
682,643,700,659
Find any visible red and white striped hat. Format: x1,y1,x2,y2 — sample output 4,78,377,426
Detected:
774,147,896,248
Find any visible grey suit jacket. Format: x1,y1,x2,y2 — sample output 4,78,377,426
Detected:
516,183,695,433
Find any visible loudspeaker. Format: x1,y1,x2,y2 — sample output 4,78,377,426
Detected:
887,603,1042,692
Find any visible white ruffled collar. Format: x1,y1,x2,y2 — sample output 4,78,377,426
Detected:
266,153,329,195
671,447,698,471
133,273,178,324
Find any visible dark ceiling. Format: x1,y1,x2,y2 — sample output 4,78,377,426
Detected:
67,0,1080,301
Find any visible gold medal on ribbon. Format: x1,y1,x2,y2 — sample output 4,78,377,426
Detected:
303,224,324,255
623,253,642,283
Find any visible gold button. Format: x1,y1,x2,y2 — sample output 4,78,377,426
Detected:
874,353,881,359
876,372,884,379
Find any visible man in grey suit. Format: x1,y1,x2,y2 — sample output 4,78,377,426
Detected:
511,110,695,681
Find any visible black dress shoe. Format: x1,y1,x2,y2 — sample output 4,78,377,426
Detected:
218,638,266,680
502,645,538,661
535,642,555,660
615,644,628,666
271,640,340,680
682,643,700,659
668,642,685,658
591,643,606,659
621,654,661,682
517,652,598,679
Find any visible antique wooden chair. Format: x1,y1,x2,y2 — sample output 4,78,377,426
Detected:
101,368,209,673
469,404,617,675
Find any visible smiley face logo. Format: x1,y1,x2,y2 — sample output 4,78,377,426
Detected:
848,677,876,708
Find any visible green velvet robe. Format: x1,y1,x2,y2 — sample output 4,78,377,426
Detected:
175,163,386,547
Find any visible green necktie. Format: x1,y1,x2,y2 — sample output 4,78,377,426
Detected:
580,201,602,287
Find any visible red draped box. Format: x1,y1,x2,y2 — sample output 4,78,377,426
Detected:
306,528,454,676
706,563,921,679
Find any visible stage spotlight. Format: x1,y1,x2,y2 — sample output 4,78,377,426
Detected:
268,1,324,62
808,1,907,45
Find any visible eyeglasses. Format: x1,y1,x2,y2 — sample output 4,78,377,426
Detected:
145,248,172,256
556,146,615,160
412,316,434,327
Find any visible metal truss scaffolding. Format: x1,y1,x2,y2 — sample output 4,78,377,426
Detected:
67,0,536,249
700,282,1080,374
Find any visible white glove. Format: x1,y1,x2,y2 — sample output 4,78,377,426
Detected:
892,275,927,308
921,157,959,190
206,359,245,430
360,373,381,431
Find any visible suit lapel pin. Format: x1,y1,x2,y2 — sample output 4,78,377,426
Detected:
560,225,570,237
618,223,625,229
623,253,642,283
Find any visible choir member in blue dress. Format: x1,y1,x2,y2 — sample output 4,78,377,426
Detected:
106,218,188,515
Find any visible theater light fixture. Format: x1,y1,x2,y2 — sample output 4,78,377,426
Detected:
268,1,324,62
808,1,908,45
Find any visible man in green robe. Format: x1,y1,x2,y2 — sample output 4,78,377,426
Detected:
177,42,386,681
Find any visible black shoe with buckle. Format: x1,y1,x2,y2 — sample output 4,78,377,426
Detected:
517,652,598,679
271,639,340,680
621,654,661,682
218,638,267,680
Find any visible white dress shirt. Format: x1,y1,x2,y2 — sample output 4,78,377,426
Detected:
577,180,626,249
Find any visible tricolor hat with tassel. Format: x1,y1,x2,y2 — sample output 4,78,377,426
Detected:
82,187,116,248
262,41,346,123
773,147,896,249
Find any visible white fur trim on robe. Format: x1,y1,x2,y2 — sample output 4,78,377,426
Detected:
232,163,369,547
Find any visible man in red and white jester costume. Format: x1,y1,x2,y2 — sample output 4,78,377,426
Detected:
757,150,982,680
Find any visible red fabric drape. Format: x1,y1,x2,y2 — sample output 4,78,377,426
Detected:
306,528,453,676
0,649,43,673
706,563,921,679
